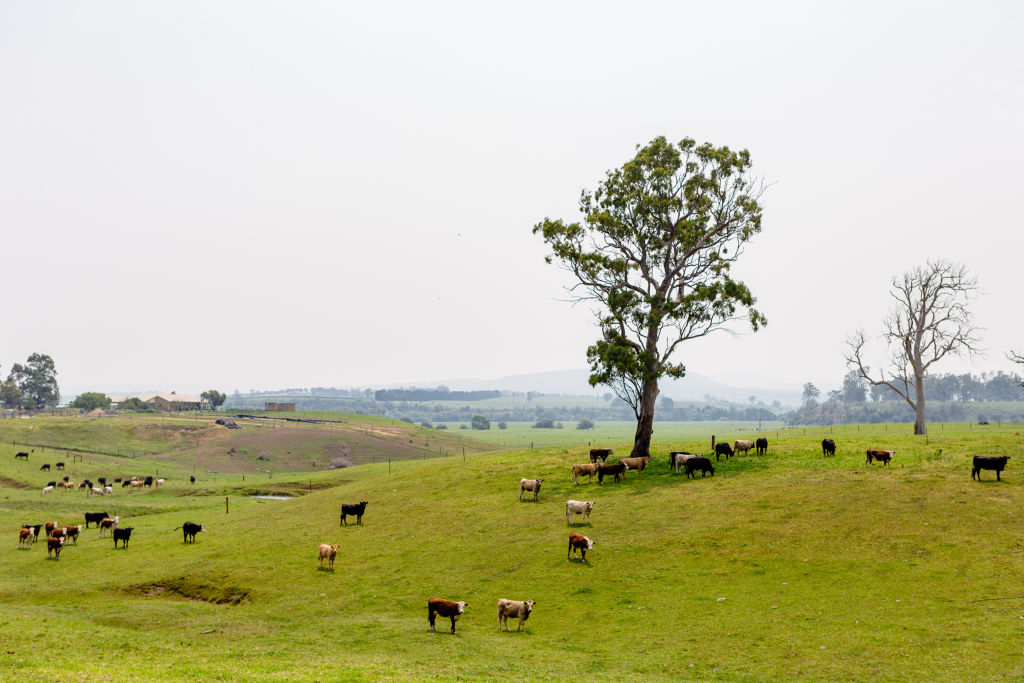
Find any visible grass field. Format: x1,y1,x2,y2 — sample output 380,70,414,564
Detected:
1,415,1023,681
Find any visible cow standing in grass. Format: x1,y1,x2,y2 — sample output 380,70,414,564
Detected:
428,598,467,633
497,599,535,632
519,479,543,501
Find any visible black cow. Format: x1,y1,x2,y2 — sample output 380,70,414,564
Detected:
685,457,715,479
180,522,205,543
122,480,132,488
114,478,122,483
40,464,50,471
714,443,733,461
97,477,106,486
189,475,195,485
84,512,109,528
589,448,614,464
972,456,1009,481
62,476,69,483
46,480,56,488
597,462,627,484
144,476,154,488
340,502,368,526
21,523,43,537
55,462,65,470
15,452,28,460
113,527,133,548
755,438,768,456
822,439,836,457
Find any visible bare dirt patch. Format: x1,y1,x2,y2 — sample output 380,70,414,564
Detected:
0,475,34,490
129,577,249,605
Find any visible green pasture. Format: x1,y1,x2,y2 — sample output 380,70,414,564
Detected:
1,417,1023,681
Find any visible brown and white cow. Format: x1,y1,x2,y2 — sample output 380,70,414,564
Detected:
568,532,594,561
866,449,894,466
44,521,60,537
18,527,36,549
428,597,467,633
47,535,65,559
317,543,338,569
519,478,544,501
98,517,120,537
497,599,535,632
63,524,83,544
571,463,600,485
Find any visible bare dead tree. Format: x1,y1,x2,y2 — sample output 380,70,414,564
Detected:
845,260,981,435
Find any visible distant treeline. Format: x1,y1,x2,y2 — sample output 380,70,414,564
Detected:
785,400,1024,426
373,388,502,402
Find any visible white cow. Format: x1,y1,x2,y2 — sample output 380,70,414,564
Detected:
497,599,535,632
670,452,700,474
155,478,165,487
519,478,544,501
90,487,104,496
41,485,54,496
566,500,595,525
104,485,113,496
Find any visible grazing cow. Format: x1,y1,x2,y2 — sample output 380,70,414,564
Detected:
78,481,89,490
340,501,368,525
47,536,65,559
734,440,754,456
670,452,700,474
519,478,544,501
59,481,75,491
155,478,164,487
104,486,112,496
96,477,105,486
571,463,600,485
180,522,205,543
44,521,60,536
566,500,595,525
427,598,467,633
90,487,104,497
714,443,733,461
46,480,56,488
755,438,768,456
98,517,119,537
589,448,614,464
41,485,54,496
144,476,154,488
129,480,145,491
866,449,894,466
597,462,627,484
684,457,715,479
822,439,836,457
84,512,109,528
190,476,195,485
497,599,535,632
619,456,650,475
63,525,83,544
15,451,29,460
317,543,339,568
972,456,1010,481
56,462,65,470
113,527,133,549
568,532,594,561
19,527,36,549
122,480,132,488
40,463,50,471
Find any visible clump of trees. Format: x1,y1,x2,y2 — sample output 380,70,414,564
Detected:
71,392,111,411
471,415,490,430
2,353,59,409
201,390,227,410
576,419,595,430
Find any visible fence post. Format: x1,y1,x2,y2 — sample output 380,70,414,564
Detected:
225,496,229,514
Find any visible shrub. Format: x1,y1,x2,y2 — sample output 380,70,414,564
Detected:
533,419,555,429
576,419,595,430
471,415,490,430
436,424,448,430
498,422,507,430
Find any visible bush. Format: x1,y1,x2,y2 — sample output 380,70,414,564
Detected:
533,419,555,429
471,415,490,430
576,419,595,430
459,424,468,429
420,421,433,429
497,422,507,430
436,424,448,430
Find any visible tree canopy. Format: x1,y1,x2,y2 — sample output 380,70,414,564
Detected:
5,353,59,408
535,136,767,456
201,390,227,409
71,392,112,411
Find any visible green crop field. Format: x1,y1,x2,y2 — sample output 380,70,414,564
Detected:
1,414,1022,681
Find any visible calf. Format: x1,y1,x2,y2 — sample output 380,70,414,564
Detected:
84,511,109,528
190,475,195,485
40,463,50,471
597,462,627,484
734,439,754,456
822,439,836,457
619,456,650,475
566,500,595,525
14,451,29,460
63,524,83,544
44,521,60,537
866,449,894,466
568,532,594,561
972,456,1009,481
589,448,614,464
49,527,66,540
104,486,112,496
18,527,36,549
122,480,132,488
497,598,535,632
47,536,65,559
340,501,368,525
113,527,133,549
571,463,600,485
155,478,164,487
671,452,699,474
519,478,544,501
181,522,205,543
98,517,119,537
755,438,768,456
317,543,339,568
714,443,733,461
685,457,715,479
428,598,467,633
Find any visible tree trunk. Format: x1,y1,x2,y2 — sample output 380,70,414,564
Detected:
631,379,659,458
913,373,927,435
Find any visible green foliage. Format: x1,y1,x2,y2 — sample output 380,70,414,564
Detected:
71,392,111,411
6,353,59,407
842,370,867,403
420,421,433,429
802,382,821,405
576,418,595,430
118,397,152,412
497,421,507,430
533,418,555,428
0,379,21,409
470,414,490,430
201,389,227,409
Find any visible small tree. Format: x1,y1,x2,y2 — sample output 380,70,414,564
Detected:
534,136,767,458
841,370,867,403
471,415,490,430
8,353,59,408
576,418,595,430
71,392,112,411
801,382,820,406
846,260,981,435
497,422,507,430
201,390,227,410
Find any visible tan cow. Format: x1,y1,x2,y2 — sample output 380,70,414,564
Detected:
571,463,600,485
497,599,535,632
619,455,650,475
318,543,339,569
519,478,544,501
734,440,754,456
566,500,595,525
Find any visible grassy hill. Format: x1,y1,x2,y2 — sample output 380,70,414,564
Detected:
1,416,1022,680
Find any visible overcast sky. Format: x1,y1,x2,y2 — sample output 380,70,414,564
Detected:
1,2,1021,398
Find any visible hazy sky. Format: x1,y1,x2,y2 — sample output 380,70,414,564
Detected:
2,2,1021,398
